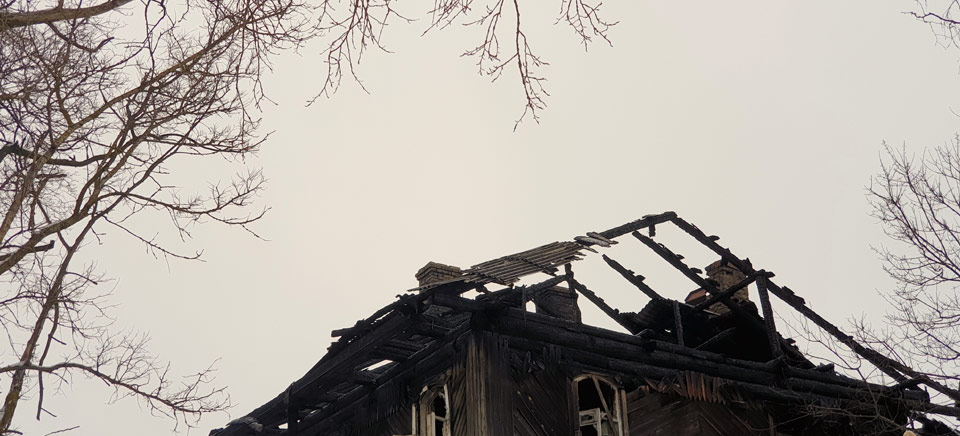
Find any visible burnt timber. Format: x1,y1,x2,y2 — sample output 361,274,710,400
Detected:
211,212,958,436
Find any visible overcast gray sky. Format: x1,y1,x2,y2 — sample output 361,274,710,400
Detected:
17,1,960,434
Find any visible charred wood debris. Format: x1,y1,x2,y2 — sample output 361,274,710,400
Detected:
211,212,959,436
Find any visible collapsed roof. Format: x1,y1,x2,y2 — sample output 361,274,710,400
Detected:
211,212,960,436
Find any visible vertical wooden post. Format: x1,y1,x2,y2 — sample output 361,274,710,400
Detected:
755,277,782,360
672,300,685,347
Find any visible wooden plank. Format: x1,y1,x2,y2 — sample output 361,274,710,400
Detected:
216,313,415,434
567,277,641,333
672,300,684,347
754,277,782,359
295,326,472,435
513,360,572,436
601,254,664,301
597,212,678,241
691,271,768,312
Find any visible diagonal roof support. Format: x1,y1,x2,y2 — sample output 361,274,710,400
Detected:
601,254,664,301
566,276,642,334
595,212,678,241
691,270,770,312
631,230,809,364
667,215,960,402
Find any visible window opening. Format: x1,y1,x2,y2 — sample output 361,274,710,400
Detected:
427,386,449,436
396,385,451,436
576,375,623,436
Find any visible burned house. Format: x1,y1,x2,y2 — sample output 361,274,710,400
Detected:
212,212,960,436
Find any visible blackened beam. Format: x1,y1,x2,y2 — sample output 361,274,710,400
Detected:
493,308,778,385
601,254,664,301
431,275,568,313
668,216,960,401
412,319,455,338
507,333,955,417
353,370,379,385
672,300,685,347
495,274,569,304
282,280,472,424
497,305,929,400
287,401,299,435
369,344,414,362
328,293,419,340
595,211,678,242
755,277,783,359
567,277,642,334
433,292,509,312
631,231,809,365
492,308,936,407
325,279,469,347
290,326,472,435
695,327,737,352
765,280,960,403
214,312,414,435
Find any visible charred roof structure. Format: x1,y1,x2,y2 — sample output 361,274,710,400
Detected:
211,212,960,436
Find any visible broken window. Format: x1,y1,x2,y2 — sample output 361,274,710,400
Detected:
575,375,623,436
424,385,449,436
396,385,451,436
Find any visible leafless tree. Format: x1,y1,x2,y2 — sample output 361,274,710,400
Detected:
792,140,960,432
868,141,960,390
0,0,615,433
778,4,960,431
313,0,616,128
0,0,311,433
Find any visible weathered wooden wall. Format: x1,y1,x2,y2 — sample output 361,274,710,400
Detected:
626,389,768,436
511,359,575,436
462,331,514,436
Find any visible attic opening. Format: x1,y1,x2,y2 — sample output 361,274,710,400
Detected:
575,375,623,436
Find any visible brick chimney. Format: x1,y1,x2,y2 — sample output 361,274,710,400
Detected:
415,262,462,288
534,286,582,323
685,259,749,314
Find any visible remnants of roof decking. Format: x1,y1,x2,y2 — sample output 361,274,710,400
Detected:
210,211,960,436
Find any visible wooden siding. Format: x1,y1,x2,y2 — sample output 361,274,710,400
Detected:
626,390,767,436
512,362,575,436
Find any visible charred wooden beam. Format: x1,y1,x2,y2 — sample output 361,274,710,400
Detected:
317,392,344,403
672,300,685,347
566,277,642,334
631,231,711,291
433,292,509,312
691,270,770,312
499,324,952,417
291,327,472,436
669,215,960,401
755,277,782,359
695,327,737,352
369,346,410,362
490,310,946,416
214,312,416,435
601,254,664,301
285,386,300,436
353,370,379,385
501,274,569,304
669,217,748,271
596,211,678,241
631,231,809,365
327,294,420,342
383,339,424,354
411,322,451,338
